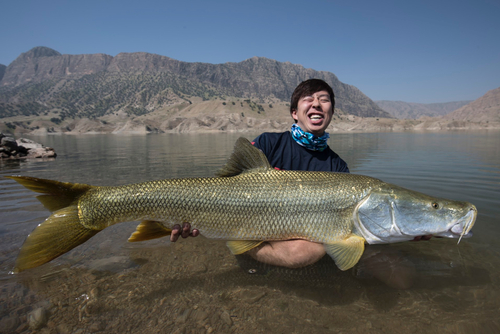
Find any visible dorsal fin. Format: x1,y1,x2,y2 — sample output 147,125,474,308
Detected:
215,137,272,177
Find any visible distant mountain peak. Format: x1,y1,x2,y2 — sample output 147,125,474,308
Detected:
20,46,61,60
444,87,500,122
7,46,62,67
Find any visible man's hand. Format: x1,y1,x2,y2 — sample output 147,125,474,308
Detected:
170,222,199,242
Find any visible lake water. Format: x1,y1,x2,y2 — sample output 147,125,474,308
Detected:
1,131,499,333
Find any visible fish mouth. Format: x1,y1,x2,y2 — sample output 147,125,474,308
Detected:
435,206,477,243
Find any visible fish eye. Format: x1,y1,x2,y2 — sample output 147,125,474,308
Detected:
431,202,440,209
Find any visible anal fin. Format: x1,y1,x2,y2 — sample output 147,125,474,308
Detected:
226,240,264,255
324,234,366,271
128,221,172,242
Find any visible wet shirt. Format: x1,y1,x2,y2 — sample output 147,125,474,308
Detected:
252,131,350,173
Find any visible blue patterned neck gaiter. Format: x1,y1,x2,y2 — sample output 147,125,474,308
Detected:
290,124,329,152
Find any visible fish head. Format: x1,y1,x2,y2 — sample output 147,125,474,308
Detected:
354,183,477,244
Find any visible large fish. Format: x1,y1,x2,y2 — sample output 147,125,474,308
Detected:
7,137,477,273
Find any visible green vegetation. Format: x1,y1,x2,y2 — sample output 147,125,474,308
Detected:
244,100,265,114
0,71,227,120
0,100,48,118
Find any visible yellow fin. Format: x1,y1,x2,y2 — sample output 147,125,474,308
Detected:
215,137,272,177
226,240,264,255
14,205,99,273
5,176,94,212
128,220,172,242
324,234,366,271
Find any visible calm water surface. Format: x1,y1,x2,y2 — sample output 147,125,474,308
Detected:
1,131,499,333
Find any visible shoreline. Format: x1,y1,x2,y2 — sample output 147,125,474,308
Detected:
2,116,499,136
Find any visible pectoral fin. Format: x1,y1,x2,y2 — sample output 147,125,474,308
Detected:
226,240,264,255
324,234,366,271
128,221,172,242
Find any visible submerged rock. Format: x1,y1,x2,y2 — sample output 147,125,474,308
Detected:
0,315,21,333
28,307,48,330
0,133,56,159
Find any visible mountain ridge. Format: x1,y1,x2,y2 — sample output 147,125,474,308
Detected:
444,87,500,122
375,100,472,119
0,64,5,82
0,47,390,119
1,47,498,134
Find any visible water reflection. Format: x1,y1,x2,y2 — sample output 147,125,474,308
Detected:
1,131,499,333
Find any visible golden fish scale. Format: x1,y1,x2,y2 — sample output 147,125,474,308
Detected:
78,170,381,243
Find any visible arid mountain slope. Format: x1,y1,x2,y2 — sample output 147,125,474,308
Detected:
375,100,472,119
1,47,498,134
444,87,500,122
0,47,390,119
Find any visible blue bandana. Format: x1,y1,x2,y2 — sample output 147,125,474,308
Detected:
290,124,329,152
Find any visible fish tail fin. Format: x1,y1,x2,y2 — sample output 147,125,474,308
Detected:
6,176,99,273
5,176,94,212
13,205,99,273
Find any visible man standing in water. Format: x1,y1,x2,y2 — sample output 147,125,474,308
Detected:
171,79,349,268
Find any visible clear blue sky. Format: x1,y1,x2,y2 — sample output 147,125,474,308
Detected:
1,0,499,103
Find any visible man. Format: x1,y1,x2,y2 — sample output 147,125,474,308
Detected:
172,79,349,268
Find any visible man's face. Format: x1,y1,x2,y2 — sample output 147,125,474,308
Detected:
291,90,333,136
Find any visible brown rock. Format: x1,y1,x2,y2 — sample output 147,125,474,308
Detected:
27,307,48,330
0,315,20,333
220,311,233,326
26,147,57,158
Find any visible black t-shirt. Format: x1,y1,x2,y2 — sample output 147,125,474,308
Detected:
252,131,350,173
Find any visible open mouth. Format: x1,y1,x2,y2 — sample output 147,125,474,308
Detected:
309,114,324,124
451,222,473,240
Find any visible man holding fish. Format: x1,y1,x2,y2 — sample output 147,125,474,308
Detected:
171,79,433,268
9,79,474,274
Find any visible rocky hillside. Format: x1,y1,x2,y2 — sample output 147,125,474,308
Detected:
375,100,472,119
0,64,5,82
0,47,390,122
2,47,498,135
443,87,500,122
